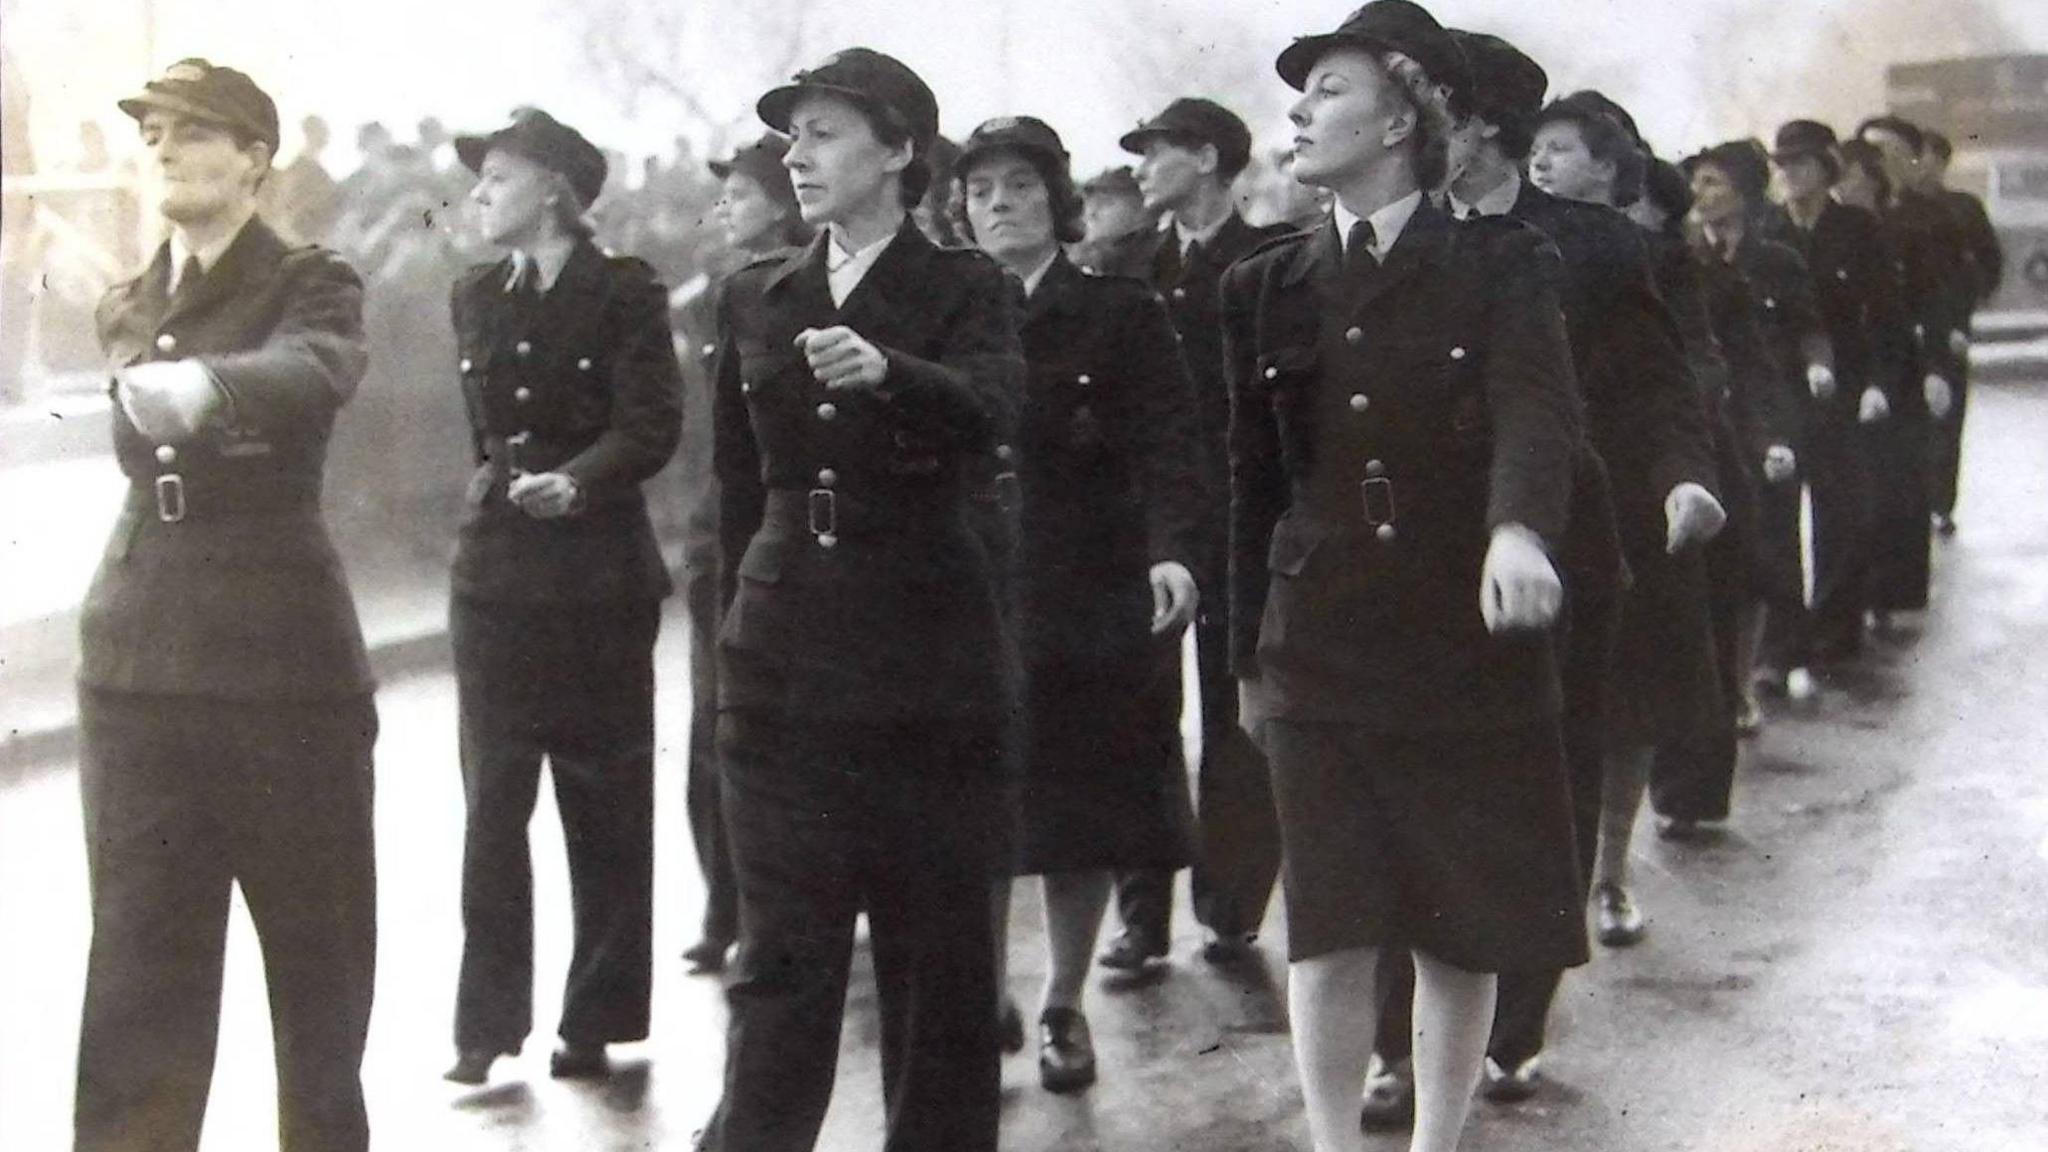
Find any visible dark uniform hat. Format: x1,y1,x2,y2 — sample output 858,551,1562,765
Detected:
709,133,799,208
118,58,280,153
1276,0,1471,99
1081,165,1143,200
1447,30,1547,125
1771,119,1839,162
455,108,609,209
757,48,940,155
958,116,1070,178
1117,98,1253,178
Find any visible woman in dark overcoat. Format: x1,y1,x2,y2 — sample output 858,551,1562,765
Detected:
952,115,1204,1093
442,109,684,1084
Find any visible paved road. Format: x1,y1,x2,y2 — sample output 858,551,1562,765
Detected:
3,380,2045,1152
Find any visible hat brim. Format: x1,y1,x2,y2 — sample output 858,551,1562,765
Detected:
117,89,265,146
1768,146,1829,163
1276,32,1395,91
1118,124,1186,156
453,132,504,175
707,158,737,179
758,81,916,145
958,136,1067,180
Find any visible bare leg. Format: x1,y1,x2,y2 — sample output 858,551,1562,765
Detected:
1288,946,1381,1152
1040,870,1112,1011
1409,951,1496,1152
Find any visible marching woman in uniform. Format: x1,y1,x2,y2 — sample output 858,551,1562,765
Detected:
700,49,1026,1152
952,115,1205,1092
443,109,683,1085
1225,5,1586,1150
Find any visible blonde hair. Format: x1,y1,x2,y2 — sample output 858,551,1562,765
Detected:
1379,50,1454,191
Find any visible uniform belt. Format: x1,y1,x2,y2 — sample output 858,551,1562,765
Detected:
763,486,958,544
482,432,594,473
129,478,320,523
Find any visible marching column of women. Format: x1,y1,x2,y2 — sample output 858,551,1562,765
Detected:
66,2,1998,1150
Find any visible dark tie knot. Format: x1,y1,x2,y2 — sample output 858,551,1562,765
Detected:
1345,220,1378,270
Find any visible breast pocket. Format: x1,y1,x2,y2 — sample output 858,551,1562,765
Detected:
1256,346,1318,473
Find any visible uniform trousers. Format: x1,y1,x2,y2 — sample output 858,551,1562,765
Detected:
684,569,737,947
1375,574,1618,1065
451,596,658,1055
701,707,1006,1152
1768,422,1875,668
75,689,378,1152
1115,556,1281,942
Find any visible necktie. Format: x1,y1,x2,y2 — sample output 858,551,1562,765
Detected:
1183,238,1205,271
169,256,204,300
1345,219,1378,275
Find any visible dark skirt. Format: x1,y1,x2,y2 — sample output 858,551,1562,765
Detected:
1862,406,1933,611
1012,651,1194,875
1604,530,1725,751
1261,718,1588,974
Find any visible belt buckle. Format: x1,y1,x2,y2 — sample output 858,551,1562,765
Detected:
155,473,187,523
994,471,1021,514
1360,476,1395,527
807,487,838,539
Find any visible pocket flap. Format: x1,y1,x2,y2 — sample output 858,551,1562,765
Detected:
1256,345,1317,382
737,538,787,585
1265,516,1327,577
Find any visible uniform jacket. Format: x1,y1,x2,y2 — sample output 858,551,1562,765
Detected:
1720,234,1820,454
81,217,373,700
1764,200,1913,421
1938,187,2004,307
1012,253,1206,669
449,240,684,604
1223,202,1581,730
1885,190,1974,386
713,219,1026,721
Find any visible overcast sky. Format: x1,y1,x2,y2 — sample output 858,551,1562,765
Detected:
6,0,2044,176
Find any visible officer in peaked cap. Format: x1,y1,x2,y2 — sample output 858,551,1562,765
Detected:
1100,89,1292,976
77,56,379,1152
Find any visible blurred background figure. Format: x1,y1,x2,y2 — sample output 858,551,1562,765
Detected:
1069,164,1154,273
264,114,341,244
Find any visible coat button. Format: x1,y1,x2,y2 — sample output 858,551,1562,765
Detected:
1349,393,1370,412
701,342,716,358
459,357,474,373
515,340,533,357
1344,327,1364,346
155,333,177,353
1365,459,1387,478
1077,373,1092,385
816,402,838,421
741,381,754,395
817,533,839,549
996,443,1015,462
817,467,838,487
1172,287,1188,300
514,386,533,403
1263,366,1280,381
1449,346,1466,360
1375,523,1397,543
577,357,593,371
1764,297,1777,309
154,444,177,465
1835,268,1849,281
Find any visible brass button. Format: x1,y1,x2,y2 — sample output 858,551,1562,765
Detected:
816,402,838,421
702,342,717,357
1365,459,1386,478
155,333,177,353
154,444,177,465
1349,393,1370,413
817,533,839,549
741,381,754,394
1344,327,1364,346
459,357,474,373
515,340,533,357
1764,297,1777,309
996,444,1015,462
1077,373,1092,385
1449,346,1466,360
1172,287,1187,301
577,357,593,371
1835,268,1849,281
514,386,533,403
817,468,838,487
1263,366,1280,381
1375,522,1397,543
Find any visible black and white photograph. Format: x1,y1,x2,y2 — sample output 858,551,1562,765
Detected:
1,1,2045,1148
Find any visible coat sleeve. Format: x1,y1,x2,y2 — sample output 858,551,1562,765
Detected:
1726,252,1801,452
1116,286,1206,573
1854,216,1918,402
557,265,686,495
1222,260,1287,678
713,276,764,613
202,248,370,431
873,256,1026,452
1479,227,1581,548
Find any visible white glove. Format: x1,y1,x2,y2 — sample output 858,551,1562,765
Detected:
1149,560,1199,636
1479,524,1562,632
1762,444,1797,484
1924,373,1954,420
1948,329,1969,359
1806,363,1837,401
1665,481,1727,553
115,360,223,442
1858,386,1890,424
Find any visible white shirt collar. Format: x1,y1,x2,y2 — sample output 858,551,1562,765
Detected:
1448,171,1522,220
1020,250,1061,299
826,228,898,308
166,223,246,294
1332,190,1424,264
1172,210,1231,255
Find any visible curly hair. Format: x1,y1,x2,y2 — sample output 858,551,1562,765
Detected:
1379,50,1454,192
1534,96,1646,206
948,146,1087,247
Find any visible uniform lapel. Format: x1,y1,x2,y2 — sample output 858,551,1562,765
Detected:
834,218,938,348
762,230,836,331
1023,251,1083,329
1280,216,1346,303
161,218,286,329
1345,199,1449,316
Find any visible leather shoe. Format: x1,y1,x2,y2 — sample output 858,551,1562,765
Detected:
1096,927,1167,972
1000,998,1025,1055
1358,1053,1414,1131
1734,693,1763,737
1199,929,1257,966
549,1042,609,1079
1481,1054,1542,1102
682,938,731,975
443,1049,496,1085
1038,1007,1096,1093
1594,882,1646,947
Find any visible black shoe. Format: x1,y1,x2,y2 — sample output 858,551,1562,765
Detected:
1199,929,1257,966
1358,1054,1414,1131
1096,928,1167,972
999,998,1025,1055
443,1049,497,1085
1481,1055,1543,1103
1038,1007,1097,1093
682,938,731,975
549,1042,609,1080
